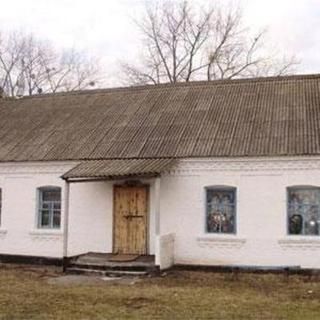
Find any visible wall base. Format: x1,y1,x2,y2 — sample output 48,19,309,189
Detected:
173,264,320,275
0,254,63,266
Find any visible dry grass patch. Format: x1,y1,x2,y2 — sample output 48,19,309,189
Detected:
0,265,319,319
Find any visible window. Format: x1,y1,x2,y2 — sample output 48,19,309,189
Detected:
38,187,61,229
206,187,236,234
288,187,320,236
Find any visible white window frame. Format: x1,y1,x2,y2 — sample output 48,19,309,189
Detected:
287,186,320,236
205,186,237,235
37,186,62,229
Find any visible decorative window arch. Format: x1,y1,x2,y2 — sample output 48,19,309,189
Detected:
287,186,320,236
205,186,236,234
37,186,61,229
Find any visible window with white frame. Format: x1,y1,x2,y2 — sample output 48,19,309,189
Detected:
287,187,320,236
206,187,236,234
38,187,61,229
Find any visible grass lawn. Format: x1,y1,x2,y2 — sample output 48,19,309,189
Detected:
0,265,319,320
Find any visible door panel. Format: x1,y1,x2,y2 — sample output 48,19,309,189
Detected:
113,185,148,254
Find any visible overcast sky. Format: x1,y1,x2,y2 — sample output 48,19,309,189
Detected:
0,0,319,86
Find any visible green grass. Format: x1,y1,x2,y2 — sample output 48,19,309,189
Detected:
0,265,319,319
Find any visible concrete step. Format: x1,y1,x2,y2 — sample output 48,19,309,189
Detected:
65,253,159,276
68,262,155,272
67,267,106,277
67,267,148,277
105,270,148,276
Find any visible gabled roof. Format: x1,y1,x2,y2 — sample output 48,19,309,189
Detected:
0,74,320,162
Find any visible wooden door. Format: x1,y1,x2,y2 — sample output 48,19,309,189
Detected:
113,185,148,254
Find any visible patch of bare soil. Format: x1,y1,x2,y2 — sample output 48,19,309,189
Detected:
124,297,155,309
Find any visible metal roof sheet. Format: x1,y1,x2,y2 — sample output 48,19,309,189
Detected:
1,74,320,161
62,158,176,181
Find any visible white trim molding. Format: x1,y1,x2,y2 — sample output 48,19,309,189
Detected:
197,236,246,249
278,238,320,250
29,230,63,242
164,156,320,176
0,161,78,175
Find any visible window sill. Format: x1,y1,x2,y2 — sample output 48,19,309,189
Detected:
29,230,63,237
278,237,320,250
197,235,246,249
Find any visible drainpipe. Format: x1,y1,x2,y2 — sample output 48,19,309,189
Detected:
62,180,70,271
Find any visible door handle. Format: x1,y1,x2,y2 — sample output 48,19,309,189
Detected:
124,215,144,219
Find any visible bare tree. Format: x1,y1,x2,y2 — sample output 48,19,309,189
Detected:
0,31,101,97
121,1,299,85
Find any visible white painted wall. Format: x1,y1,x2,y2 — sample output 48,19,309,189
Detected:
1,157,320,270
155,233,175,270
0,161,157,259
160,157,320,269
67,178,157,257
0,160,159,259
0,162,76,258
67,181,113,256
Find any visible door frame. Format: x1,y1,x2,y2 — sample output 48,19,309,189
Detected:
112,182,150,254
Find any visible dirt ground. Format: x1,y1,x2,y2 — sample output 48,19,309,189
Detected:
0,264,319,320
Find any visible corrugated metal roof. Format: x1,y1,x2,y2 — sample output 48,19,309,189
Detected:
62,158,176,181
1,74,320,161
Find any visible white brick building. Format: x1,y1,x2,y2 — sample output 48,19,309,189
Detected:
0,75,320,271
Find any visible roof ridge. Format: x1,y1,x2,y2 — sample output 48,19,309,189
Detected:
16,73,320,100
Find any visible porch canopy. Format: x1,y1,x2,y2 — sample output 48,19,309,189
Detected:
62,158,176,182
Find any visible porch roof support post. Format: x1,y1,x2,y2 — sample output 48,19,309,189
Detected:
155,176,161,236
155,176,162,268
62,181,70,271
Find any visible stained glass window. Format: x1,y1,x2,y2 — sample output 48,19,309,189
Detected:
38,187,61,229
288,187,320,236
206,188,236,234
